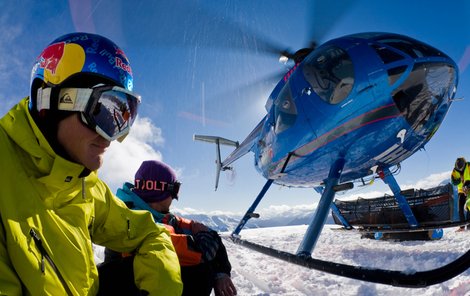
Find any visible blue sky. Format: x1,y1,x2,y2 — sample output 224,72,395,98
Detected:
1,0,470,214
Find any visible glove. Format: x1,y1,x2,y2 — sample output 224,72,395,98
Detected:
191,221,210,234
194,231,220,262
463,181,470,195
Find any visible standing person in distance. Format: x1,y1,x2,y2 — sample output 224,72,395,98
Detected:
451,157,470,232
0,32,182,295
106,160,237,296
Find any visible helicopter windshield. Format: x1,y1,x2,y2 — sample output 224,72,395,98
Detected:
273,83,297,133
302,45,354,104
375,37,445,59
392,62,456,132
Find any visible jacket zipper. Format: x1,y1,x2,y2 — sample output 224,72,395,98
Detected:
29,228,74,296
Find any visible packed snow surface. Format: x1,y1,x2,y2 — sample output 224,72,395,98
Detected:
219,225,470,296
95,224,470,295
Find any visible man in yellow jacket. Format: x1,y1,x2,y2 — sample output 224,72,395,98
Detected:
451,157,470,231
0,32,182,295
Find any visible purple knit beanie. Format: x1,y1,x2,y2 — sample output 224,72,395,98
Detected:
133,160,178,202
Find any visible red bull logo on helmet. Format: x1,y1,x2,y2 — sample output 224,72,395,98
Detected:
38,42,86,85
39,42,65,75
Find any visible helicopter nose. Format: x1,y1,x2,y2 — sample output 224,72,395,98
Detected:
391,61,457,133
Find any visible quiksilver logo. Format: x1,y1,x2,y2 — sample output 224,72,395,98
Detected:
59,93,74,104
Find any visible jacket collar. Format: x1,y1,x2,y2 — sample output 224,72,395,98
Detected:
119,182,165,220
0,97,95,192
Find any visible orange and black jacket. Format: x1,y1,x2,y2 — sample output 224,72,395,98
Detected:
106,182,231,275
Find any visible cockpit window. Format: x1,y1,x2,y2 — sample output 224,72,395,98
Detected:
273,83,297,133
376,38,444,59
387,65,408,86
302,46,354,104
371,44,404,64
392,62,456,131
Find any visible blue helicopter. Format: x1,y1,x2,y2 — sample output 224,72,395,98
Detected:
195,32,466,286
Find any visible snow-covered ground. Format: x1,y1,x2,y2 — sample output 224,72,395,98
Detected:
222,225,470,296
94,224,470,295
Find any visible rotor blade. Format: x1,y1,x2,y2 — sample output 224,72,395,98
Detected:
308,0,356,44
216,70,286,103
112,2,290,58
458,45,470,74
178,70,285,125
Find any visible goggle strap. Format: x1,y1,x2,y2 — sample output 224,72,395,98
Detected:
36,88,51,111
57,88,92,111
37,87,92,112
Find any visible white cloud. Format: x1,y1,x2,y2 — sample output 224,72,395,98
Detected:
402,171,451,189
336,190,392,201
99,116,164,192
126,116,164,146
335,171,452,202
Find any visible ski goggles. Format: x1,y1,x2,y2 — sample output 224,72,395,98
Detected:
38,85,140,141
167,181,182,200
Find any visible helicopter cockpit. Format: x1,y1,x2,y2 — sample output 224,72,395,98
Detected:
302,45,355,105
369,35,457,133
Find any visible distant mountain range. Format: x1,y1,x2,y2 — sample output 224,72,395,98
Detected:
169,178,455,232
173,209,335,232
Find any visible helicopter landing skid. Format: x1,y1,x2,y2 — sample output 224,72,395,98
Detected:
228,235,470,288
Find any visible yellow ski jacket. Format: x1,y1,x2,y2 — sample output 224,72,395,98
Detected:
0,98,183,295
451,163,470,194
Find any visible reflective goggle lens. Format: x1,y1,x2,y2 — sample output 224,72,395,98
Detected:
83,86,140,141
168,182,181,200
